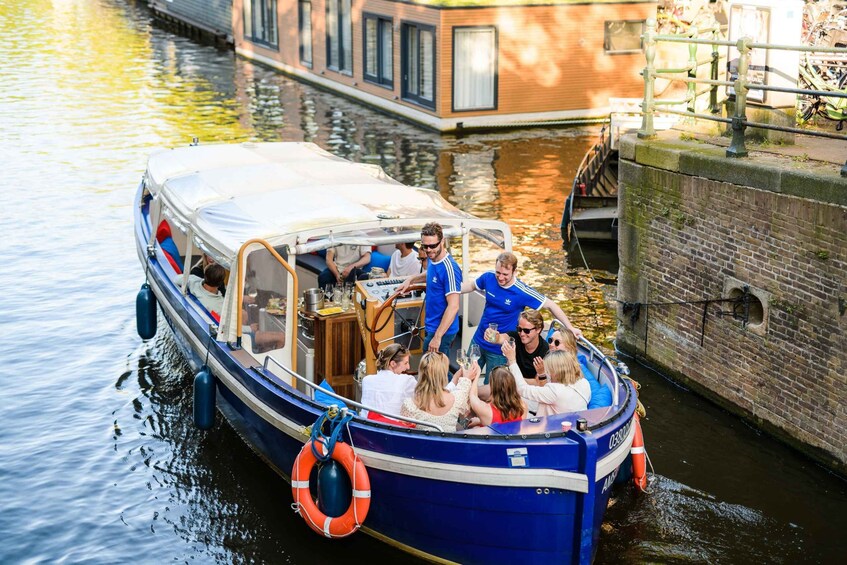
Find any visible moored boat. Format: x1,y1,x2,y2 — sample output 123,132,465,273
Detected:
134,141,643,564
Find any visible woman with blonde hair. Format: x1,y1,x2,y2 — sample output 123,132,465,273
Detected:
401,351,475,432
469,366,527,426
503,343,590,416
360,344,415,419
544,327,612,409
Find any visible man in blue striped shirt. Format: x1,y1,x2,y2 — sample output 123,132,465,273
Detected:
398,222,462,354
462,252,583,382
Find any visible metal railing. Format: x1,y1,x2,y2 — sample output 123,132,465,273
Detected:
637,18,847,177
261,355,444,432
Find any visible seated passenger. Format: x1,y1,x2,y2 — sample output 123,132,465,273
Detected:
174,264,225,316
401,352,474,432
190,254,226,296
387,242,421,278
504,343,590,417
318,244,371,289
360,344,416,419
546,328,612,409
468,365,527,427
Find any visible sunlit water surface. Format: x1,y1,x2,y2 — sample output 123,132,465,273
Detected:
1,1,844,563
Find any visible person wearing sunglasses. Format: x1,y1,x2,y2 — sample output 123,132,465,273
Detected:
398,222,462,355
459,252,583,383
545,329,612,409
486,309,549,382
502,342,590,417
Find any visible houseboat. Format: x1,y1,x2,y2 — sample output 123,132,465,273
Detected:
233,0,658,131
134,141,645,564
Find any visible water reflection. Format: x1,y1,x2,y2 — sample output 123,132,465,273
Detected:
2,1,845,564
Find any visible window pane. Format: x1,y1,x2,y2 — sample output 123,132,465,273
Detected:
380,20,393,82
300,1,312,64
327,1,338,68
244,0,253,38
419,29,433,101
365,18,377,77
605,21,643,53
267,0,277,44
341,0,352,71
454,28,495,111
408,28,419,96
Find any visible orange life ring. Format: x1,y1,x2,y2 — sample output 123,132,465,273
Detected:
291,439,371,538
631,413,648,492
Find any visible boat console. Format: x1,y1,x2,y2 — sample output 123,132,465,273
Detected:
354,277,425,373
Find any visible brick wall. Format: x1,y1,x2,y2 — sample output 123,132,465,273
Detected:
617,134,847,473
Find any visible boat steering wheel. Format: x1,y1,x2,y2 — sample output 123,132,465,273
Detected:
369,283,426,357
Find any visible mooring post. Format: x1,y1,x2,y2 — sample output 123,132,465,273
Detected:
687,27,698,117
638,19,657,139
727,37,750,158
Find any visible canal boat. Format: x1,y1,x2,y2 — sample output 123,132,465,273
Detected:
133,141,641,564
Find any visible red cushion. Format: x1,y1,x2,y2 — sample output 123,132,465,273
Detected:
366,411,415,428
156,220,172,243
210,311,220,323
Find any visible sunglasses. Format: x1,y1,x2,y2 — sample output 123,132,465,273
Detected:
547,337,561,346
517,327,535,335
420,240,442,250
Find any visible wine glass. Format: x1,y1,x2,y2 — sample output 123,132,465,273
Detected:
456,350,469,372
468,344,480,366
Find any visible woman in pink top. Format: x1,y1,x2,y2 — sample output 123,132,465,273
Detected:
503,341,590,416
469,366,527,426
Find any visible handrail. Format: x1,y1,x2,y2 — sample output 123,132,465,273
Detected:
261,355,445,432
637,18,847,176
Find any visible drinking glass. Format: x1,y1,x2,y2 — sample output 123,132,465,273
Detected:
456,350,469,372
486,323,498,342
468,344,480,365
508,336,516,348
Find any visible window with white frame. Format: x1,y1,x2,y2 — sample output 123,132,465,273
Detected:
243,0,278,47
327,0,352,73
402,23,435,109
604,20,645,54
364,14,393,87
453,27,497,111
299,0,312,66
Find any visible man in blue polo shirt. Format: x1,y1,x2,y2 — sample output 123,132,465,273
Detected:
398,222,462,354
461,251,583,383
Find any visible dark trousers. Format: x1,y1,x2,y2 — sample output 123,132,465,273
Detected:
318,267,367,290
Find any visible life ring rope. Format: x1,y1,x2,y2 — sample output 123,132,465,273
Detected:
291,408,371,538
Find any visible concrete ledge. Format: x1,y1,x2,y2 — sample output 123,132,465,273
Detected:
624,131,847,208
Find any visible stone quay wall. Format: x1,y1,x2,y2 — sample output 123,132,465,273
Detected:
616,132,847,474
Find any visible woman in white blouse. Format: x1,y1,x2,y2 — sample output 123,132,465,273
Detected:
360,344,415,419
401,351,476,432
503,341,590,416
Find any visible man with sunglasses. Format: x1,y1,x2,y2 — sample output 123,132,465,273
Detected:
460,251,583,383
398,222,462,354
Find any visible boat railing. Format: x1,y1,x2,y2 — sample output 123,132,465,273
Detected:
638,18,847,176
261,356,445,432
578,337,621,407
572,122,614,201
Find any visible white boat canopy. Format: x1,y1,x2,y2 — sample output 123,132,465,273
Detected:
145,142,502,262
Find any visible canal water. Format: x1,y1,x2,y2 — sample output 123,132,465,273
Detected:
1,1,844,563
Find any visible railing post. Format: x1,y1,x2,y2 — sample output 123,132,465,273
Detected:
709,29,720,114
638,18,657,139
687,27,698,116
727,37,750,158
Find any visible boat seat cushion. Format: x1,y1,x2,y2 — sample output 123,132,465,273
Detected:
159,236,182,274
365,249,391,273
314,379,348,408
367,411,415,428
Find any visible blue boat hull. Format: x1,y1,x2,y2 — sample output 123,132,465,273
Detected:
134,184,638,564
